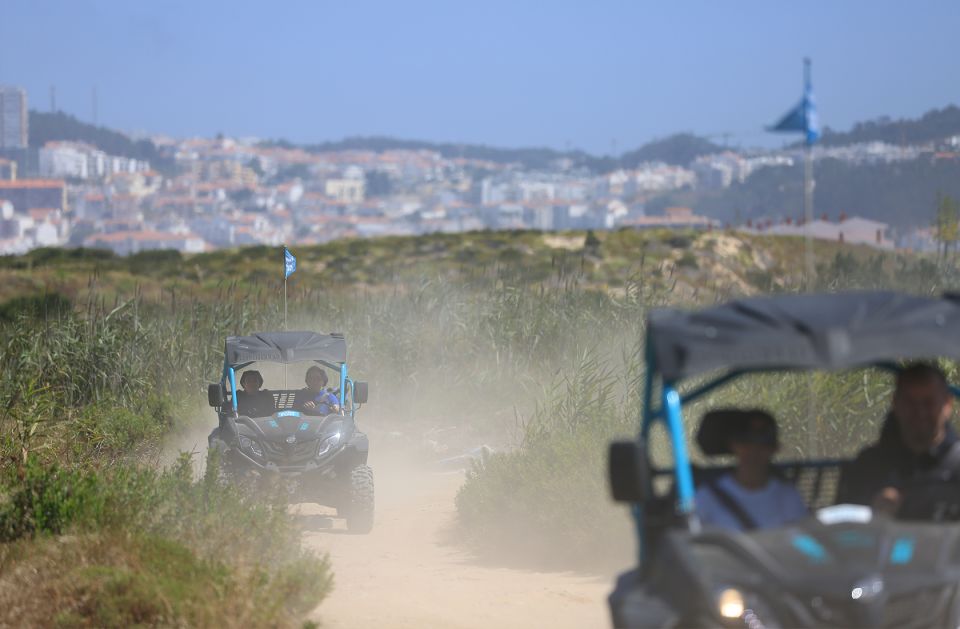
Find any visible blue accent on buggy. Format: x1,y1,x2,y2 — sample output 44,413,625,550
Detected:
792,535,829,563
228,367,237,412
890,537,915,564
277,410,301,418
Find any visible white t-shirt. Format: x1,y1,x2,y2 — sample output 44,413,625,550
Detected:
695,473,808,531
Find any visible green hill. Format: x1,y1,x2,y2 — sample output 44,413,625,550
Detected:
28,110,175,173
620,133,726,167
817,105,960,147
649,156,960,230
265,132,725,172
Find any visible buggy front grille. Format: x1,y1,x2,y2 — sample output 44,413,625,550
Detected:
262,439,317,464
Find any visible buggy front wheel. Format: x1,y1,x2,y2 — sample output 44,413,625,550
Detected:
344,464,375,533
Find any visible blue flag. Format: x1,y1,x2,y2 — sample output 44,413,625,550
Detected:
284,247,297,279
770,59,820,146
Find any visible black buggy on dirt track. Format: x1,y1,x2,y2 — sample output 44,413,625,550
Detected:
609,291,960,628
207,331,373,532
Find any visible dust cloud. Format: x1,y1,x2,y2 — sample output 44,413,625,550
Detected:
155,289,636,628
302,431,613,629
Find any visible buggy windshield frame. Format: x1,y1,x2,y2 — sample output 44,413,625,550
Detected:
219,331,352,416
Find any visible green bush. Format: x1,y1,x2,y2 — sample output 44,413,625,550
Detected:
0,292,72,323
0,454,332,627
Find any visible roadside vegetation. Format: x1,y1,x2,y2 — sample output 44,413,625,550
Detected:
0,292,330,627
2,227,957,615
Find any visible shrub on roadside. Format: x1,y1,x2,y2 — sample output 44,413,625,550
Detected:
0,454,332,627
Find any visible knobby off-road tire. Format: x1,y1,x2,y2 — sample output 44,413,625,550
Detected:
345,464,375,533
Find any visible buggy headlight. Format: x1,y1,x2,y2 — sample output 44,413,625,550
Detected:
317,432,341,458
239,435,264,458
717,588,745,619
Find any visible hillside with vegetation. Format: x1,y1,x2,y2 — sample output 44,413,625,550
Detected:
649,156,960,229
620,133,726,168
2,228,959,623
28,110,175,173
816,105,960,147
265,132,724,173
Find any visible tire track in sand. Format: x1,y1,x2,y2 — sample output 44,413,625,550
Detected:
303,461,611,629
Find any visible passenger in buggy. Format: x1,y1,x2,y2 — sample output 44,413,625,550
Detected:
235,370,275,417
294,365,341,416
694,409,808,531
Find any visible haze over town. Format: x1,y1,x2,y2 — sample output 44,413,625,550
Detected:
1,0,959,255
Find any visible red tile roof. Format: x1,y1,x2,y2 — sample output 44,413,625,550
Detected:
0,179,65,190
89,230,202,243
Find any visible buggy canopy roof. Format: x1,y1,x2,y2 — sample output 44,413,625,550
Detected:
648,291,960,381
225,331,346,366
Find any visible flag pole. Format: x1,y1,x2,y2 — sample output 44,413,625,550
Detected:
801,58,818,458
803,58,815,290
804,135,817,457
804,142,814,287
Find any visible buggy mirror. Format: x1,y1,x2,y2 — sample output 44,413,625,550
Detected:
609,440,650,503
354,381,369,405
208,383,224,407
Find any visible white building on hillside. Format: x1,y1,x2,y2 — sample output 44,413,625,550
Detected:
754,216,893,249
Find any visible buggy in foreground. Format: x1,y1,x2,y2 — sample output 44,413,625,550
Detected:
609,292,960,628
207,331,373,532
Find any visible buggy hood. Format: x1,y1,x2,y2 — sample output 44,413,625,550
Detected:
648,291,960,381
225,331,346,366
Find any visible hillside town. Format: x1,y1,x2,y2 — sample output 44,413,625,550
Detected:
0,84,953,256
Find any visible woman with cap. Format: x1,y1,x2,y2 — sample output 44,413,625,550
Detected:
694,410,808,531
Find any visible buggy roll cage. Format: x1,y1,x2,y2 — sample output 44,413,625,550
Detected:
216,330,360,418
220,359,358,417
628,291,960,564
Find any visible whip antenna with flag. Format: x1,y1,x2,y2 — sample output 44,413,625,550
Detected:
769,58,820,288
768,59,822,458
283,246,296,329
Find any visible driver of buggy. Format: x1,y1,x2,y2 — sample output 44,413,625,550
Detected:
694,409,808,531
837,362,960,519
235,370,275,418
294,365,341,416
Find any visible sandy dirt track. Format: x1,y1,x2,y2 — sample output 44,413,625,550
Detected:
303,462,612,629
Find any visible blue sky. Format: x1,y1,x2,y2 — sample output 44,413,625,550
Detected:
1,0,958,153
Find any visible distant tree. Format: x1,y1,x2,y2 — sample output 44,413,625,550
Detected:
364,170,392,197
584,229,601,253
247,158,264,178
229,188,254,204
268,163,311,184
934,193,960,261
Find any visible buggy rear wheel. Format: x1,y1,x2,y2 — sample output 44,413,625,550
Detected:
345,464,375,533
